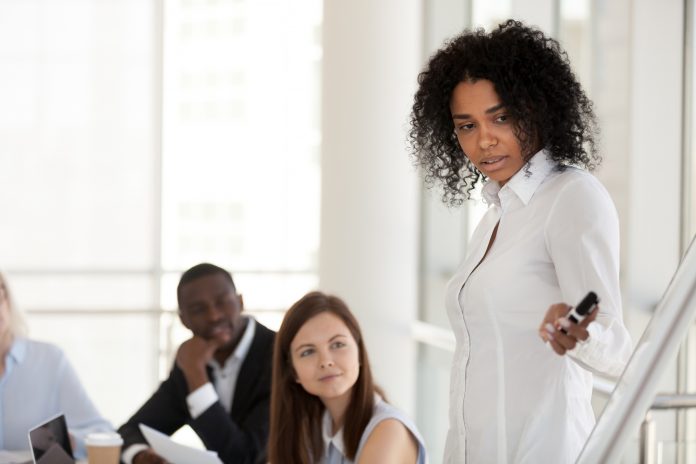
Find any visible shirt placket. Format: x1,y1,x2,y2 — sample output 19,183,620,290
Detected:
457,205,503,462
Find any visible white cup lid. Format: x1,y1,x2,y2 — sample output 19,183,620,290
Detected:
85,432,123,446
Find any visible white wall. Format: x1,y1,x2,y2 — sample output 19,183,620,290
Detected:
319,0,422,413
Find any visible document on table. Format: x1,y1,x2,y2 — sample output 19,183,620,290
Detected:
139,424,223,464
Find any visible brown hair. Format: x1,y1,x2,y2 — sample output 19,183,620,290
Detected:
268,291,381,463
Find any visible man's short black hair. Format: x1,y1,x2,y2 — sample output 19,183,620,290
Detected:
177,263,236,307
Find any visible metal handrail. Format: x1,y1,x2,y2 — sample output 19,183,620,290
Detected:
641,394,696,464
594,378,696,464
650,393,696,410
592,376,616,397
594,378,696,410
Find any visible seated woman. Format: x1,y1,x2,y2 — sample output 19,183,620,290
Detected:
0,272,113,459
268,291,427,464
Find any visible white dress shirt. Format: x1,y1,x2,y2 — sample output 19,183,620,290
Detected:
443,151,633,464
122,317,256,464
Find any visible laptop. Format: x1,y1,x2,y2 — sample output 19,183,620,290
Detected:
27,414,75,464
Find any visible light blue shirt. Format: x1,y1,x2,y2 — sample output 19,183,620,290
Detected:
322,397,428,464
0,338,113,458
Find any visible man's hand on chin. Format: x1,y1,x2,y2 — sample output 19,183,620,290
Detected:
175,336,223,391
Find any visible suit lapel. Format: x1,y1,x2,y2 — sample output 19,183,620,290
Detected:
230,326,269,417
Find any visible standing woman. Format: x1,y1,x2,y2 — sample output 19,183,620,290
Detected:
268,291,427,464
409,20,632,463
0,272,112,458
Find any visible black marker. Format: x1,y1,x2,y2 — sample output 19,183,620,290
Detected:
560,291,599,334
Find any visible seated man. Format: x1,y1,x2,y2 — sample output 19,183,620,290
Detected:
118,263,275,464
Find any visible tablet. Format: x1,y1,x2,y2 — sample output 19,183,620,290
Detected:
27,413,75,464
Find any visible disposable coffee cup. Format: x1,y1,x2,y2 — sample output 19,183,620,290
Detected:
85,432,123,464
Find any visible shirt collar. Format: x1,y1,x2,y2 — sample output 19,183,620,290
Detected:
233,316,255,362
7,337,26,364
322,408,347,457
481,149,556,207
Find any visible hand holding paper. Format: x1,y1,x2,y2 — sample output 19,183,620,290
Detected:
138,424,222,464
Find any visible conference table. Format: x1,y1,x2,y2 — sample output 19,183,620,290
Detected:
0,449,86,464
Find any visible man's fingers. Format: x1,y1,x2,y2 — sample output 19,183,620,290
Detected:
147,453,167,464
135,450,168,464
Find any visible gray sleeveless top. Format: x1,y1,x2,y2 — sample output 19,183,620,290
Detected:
321,397,427,464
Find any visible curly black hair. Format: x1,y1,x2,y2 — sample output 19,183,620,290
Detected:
409,19,599,205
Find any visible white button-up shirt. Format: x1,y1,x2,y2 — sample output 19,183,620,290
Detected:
443,151,633,464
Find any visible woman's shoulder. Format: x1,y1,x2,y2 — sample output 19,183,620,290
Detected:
548,164,602,186
545,166,613,205
19,338,67,363
366,402,420,444
358,418,419,463
356,399,426,462
541,167,618,235
369,399,412,423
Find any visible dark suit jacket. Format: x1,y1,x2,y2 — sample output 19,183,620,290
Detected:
118,321,275,464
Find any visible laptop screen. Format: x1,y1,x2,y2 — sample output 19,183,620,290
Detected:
27,414,74,464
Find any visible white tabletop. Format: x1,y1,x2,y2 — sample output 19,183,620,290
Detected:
0,450,86,464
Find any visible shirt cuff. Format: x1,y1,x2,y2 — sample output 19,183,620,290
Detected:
187,382,218,419
122,444,150,464
569,322,600,357
569,322,625,378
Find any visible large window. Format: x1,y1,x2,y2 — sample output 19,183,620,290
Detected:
0,0,321,428
158,0,322,368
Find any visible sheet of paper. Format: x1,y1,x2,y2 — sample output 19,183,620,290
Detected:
139,424,222,464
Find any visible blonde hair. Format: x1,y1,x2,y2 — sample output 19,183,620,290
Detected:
0,272,27,339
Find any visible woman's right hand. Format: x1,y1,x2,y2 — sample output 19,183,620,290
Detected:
538,303,598,356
